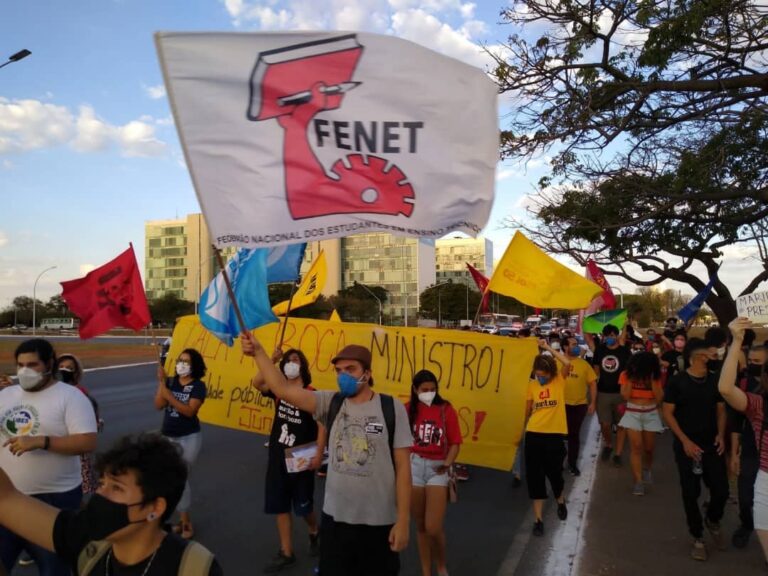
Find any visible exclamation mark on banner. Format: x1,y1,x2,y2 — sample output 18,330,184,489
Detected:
472,411,487,441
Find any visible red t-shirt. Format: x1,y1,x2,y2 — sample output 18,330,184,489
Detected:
746,392,768,472
406,401,463,460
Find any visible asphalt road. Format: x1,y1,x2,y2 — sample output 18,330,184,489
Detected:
13,364,535,576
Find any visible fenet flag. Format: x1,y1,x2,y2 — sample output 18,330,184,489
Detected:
487,232,603,309
156,32,498,249
61,245,151,339
199,249,277,346
273,250,327,316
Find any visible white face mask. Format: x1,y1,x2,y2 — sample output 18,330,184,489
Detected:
652,347,661,355
418,391,436,406
175,362,192,377
283,362,301,380
716,347,726,360
17,367,45,391
550,342,561,351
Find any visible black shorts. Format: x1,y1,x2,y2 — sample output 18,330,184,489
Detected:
318,513,400,576
264,457,315,516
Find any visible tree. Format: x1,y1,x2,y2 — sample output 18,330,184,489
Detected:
149,294,195,326
494,1,768,324
419,283,482,325
45,295,69,316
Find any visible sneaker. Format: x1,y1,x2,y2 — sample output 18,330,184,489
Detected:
632,482,645,496
309,532,320,557
732,525,751,549
557,502,568,521
705,517,726,550
601,446,612,461
263,550,296,573
569,465,581,477
532,520,544,537
690,539,707,561
17,552,35,567
611,454,622,468
512,475,522,488
642,469,652,484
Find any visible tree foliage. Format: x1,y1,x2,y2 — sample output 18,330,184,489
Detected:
494,0,768,324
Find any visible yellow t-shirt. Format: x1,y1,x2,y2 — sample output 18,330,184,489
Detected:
563,358,595,406
526,374,568,434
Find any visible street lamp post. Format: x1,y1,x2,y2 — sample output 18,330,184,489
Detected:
613,287,625,309
0,49,31,70
435,280,451,328
32,265,57,335
354,281,382,325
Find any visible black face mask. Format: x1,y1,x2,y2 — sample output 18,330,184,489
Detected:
707,359,722,372
74,494,149,541
59,369,76,384
748,364,765,379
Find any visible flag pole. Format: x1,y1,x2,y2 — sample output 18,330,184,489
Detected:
472,288,488,326
213,247,247,334
277,279,299,349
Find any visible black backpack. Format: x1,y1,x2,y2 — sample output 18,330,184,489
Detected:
325,393,396,464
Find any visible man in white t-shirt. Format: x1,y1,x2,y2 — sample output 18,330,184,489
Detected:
0,338,97,575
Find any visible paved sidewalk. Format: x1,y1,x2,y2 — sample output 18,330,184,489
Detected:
576,428,766,576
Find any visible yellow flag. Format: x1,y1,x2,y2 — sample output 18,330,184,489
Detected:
272,251,327,315
488,232,602,309
329,309,342,322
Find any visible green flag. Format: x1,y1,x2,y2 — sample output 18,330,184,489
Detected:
582,309,627,334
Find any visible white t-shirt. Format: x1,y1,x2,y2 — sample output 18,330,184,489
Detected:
0,382,97,494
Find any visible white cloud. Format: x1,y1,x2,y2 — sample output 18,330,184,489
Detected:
496,167,519,181
79,264,96,275
143,84,167,100
0,231,8,248
1,159,14,170
0,98,167,158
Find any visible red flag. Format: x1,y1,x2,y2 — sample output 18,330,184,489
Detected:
585,260,616,312
466,262,490,313
61,245,151,339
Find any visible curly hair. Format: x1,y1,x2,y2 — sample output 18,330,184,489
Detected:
532,354,558,378
279,348,312,388
625,352,661,384
178,348,206,380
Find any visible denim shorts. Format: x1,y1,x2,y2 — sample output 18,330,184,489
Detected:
618,404,663,433
410,453,448,487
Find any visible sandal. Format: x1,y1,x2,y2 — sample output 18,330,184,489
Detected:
180,522,194,540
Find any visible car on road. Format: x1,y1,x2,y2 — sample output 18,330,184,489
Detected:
539,322,554,336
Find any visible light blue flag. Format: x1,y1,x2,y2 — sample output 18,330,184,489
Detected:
266,244,307,283
199,249,278,346
678,274,717,324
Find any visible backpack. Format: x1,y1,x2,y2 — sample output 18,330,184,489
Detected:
325,392,396,464
77,539,214,576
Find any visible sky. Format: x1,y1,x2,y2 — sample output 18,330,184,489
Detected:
0,0,763,309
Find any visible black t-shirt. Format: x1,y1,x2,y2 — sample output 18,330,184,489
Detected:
664,371,724,447
265,389,319,465
161,378,207,437
52,510,223,575
592,344,631,393
661,350,686,379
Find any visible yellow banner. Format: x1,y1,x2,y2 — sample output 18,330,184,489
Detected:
167,315,537,471
488,231,602,309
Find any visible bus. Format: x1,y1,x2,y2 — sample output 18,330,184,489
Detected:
40,318,79,331
478,313,522,333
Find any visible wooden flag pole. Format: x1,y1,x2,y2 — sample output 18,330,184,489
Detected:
472,288,488,326
277,279,299,349
213,247,247,334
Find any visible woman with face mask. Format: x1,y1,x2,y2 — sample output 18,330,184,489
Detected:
524,341,571,536
251,348,326,572
154,348,208,540
406,370,462,576
57,354,101,496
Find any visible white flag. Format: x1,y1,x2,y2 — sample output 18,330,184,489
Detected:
156,32,498,249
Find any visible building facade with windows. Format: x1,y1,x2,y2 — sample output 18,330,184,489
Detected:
435,236,494,288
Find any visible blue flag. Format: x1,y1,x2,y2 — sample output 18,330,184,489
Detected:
199,249,278,346
266,244,307,283
678,274,716,324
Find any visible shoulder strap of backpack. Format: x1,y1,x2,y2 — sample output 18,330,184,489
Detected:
380,393,396,465
325,393,345,433
77,540,112,575
178,541,215,576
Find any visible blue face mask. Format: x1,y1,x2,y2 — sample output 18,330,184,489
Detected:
569,345,581,356
337,372,363,397
536,375,549,386
605,337,617,346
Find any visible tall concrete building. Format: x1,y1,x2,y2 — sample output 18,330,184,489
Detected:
435,236,494,287
144,214,221,301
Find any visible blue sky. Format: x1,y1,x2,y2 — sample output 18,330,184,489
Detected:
1,0,760,307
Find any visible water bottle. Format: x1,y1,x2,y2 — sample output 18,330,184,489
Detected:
692,457,703,475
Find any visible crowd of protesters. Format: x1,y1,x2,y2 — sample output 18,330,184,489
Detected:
0,312,765,574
